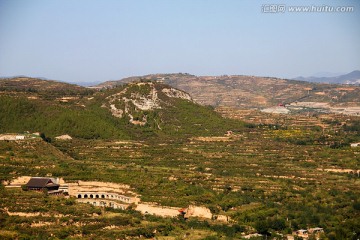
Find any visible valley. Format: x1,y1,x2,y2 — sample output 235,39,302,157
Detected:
0,76,359,239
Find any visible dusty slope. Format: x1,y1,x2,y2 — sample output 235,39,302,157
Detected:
96,73,360,109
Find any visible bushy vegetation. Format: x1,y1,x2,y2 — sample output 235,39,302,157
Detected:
0,80,359,239
0,188,250,239
1,121,359,238
0,95,130,139
0,82,244,140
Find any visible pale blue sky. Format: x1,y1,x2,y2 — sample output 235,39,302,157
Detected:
0,0,359,83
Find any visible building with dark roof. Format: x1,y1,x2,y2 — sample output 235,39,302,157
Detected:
26,177,60,191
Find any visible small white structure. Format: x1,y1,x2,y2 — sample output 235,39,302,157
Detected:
261,106,290,114
244,233,263,239
16,135,25,140
350,142,360,147
295,229,308,239
0,134,25,141
59,185,69,194
308,227,324,234
55,134,72,140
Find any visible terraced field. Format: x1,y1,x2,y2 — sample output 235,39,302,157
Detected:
1,119,360,238
50,124,360,230
0,78,359,239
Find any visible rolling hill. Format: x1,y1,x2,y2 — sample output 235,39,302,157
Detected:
96,73,360,110
0,78,243,140
0,77,92,96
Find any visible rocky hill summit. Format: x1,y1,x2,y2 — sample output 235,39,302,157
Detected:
103,82,192,126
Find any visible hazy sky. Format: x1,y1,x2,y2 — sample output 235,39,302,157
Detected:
0,0,359,83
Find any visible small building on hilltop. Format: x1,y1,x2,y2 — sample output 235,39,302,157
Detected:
26,177,60,192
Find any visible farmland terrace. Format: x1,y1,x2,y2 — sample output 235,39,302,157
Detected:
0,78,359,239
1,120,359,238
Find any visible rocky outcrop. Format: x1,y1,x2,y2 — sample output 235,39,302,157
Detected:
104,82,192,125
161,88,192,101
184,205,212,219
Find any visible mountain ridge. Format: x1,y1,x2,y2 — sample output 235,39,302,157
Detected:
0,76,92,97
3,74,360,116
94,73,360,110
293,70,360,85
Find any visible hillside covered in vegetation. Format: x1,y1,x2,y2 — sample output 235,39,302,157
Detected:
0,77,359,239
0,78,243,140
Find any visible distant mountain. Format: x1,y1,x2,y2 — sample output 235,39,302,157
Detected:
95,73,360,109
71,81,102,87
293,70,360,85
311,72,345,78
0,76,92,96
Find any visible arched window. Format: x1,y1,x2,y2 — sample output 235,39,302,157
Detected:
84,194,88,198
77,194,82,198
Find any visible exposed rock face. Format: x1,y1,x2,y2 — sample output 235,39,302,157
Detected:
104,82,192,125
184,205,212,219
161,88,192,101
109,104,123,118
135,204,217,219
136,203,180,217
131,84,161,110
